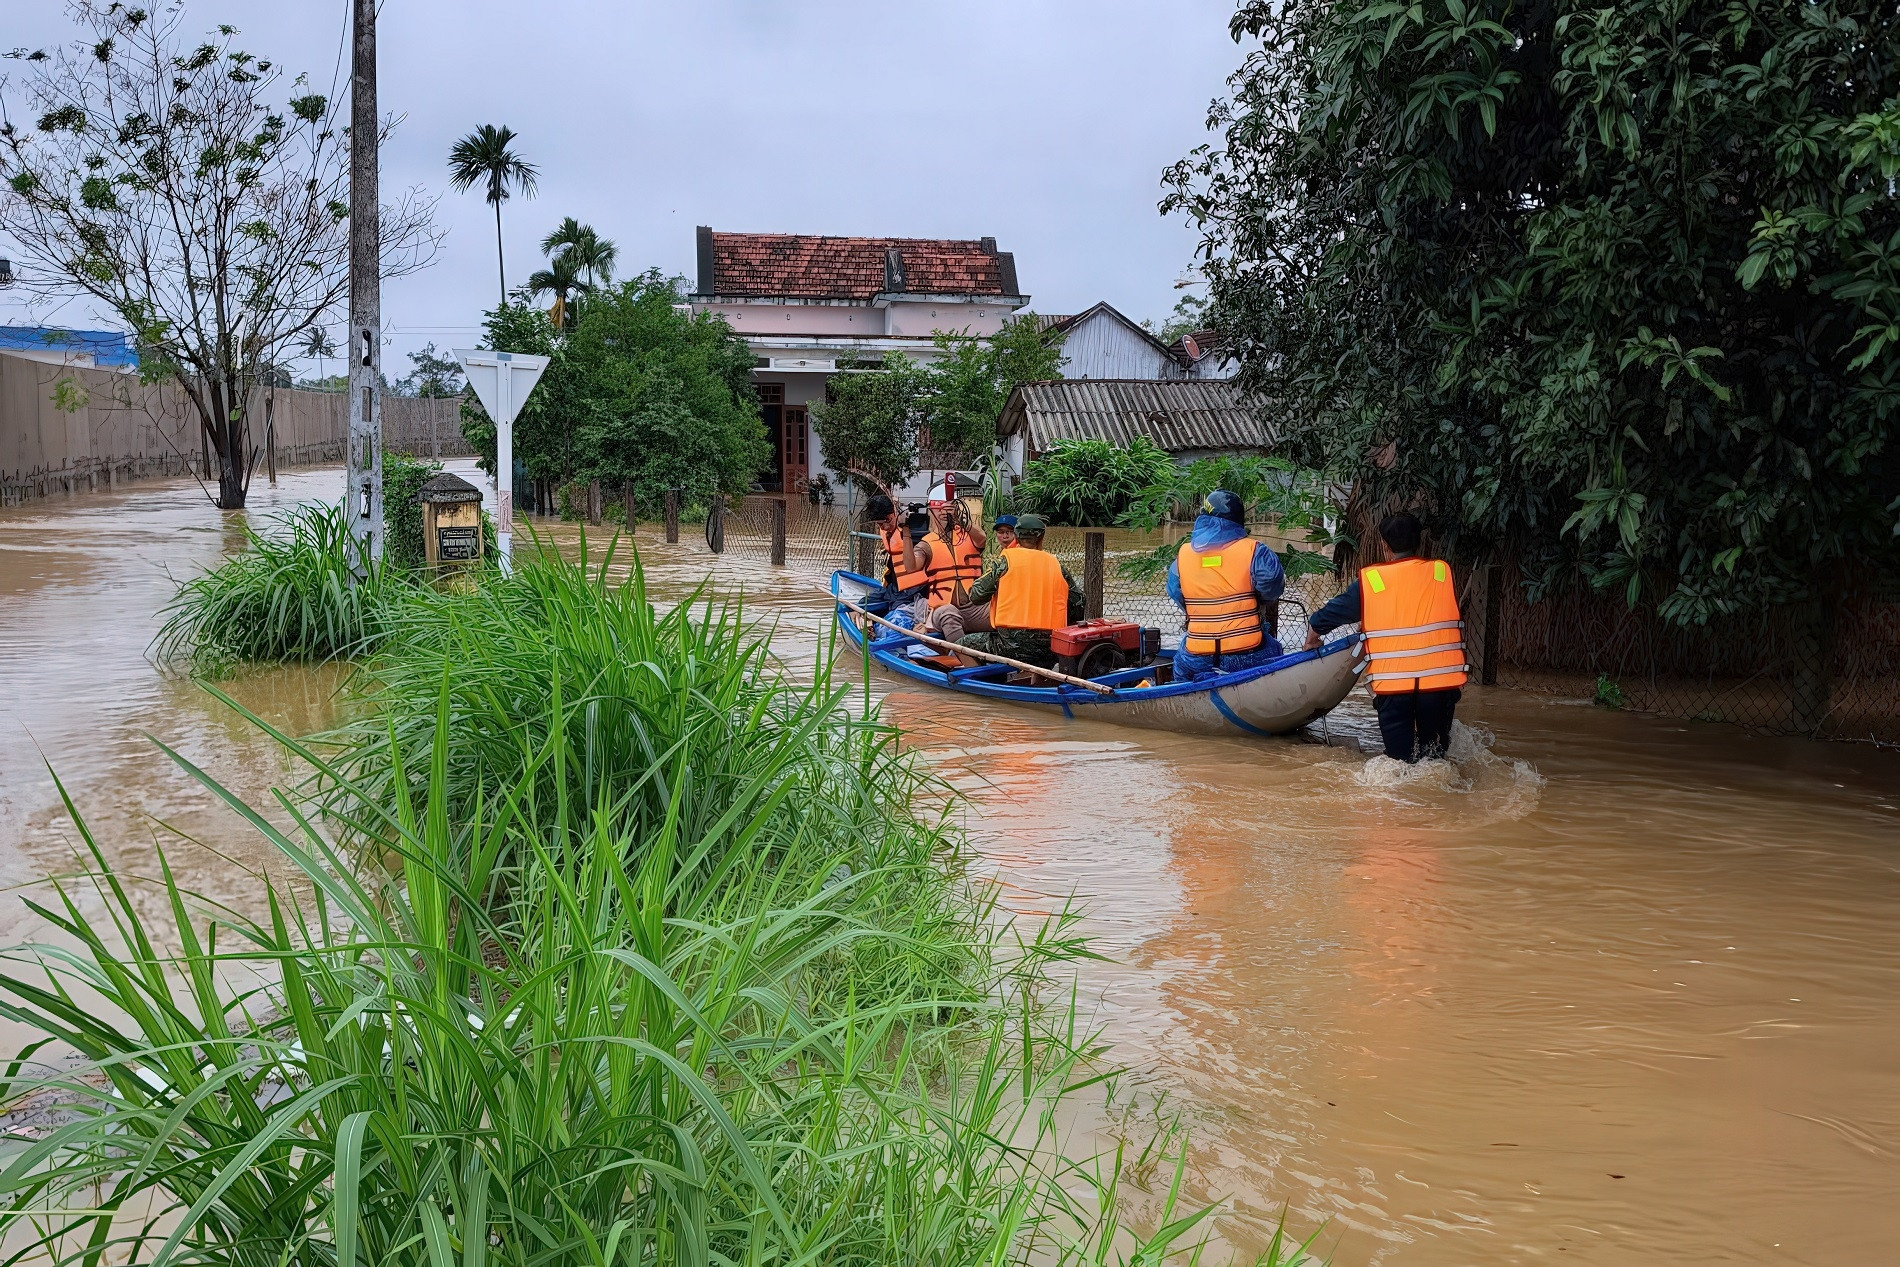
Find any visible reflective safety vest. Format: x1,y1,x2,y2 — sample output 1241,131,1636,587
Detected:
1360,557,1467,694
992,547,1069,631
881,522,930,593
924,529,984,609
1178,537,1265,658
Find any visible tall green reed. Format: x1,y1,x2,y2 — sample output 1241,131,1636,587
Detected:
154,504,396,672
313,540,978,1013
0,698,1312,1267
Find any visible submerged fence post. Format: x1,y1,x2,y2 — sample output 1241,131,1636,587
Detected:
664,488,680,543
1481,563,1503,686
1083,531,1105,620
587,479,602,525
855,530,875,576
622,482,636,535
1789,596,1836,734
771,497,787,565
708,495,725,554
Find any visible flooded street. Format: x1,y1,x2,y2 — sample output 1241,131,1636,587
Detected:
2,468,1898,1265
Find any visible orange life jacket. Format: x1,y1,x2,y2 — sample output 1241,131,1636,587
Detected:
1360,557,1467,693
881,521,929,593
991,546,1069,631
924,528,984,609
1178,537,1265,658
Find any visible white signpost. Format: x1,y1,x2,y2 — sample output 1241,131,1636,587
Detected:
454,349,550,572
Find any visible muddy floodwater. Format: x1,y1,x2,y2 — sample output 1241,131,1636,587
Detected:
3,466,1898,1265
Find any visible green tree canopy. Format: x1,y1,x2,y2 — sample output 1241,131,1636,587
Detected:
809,352,935,493
927,316,1066,458
461,271,766,510
1165,0,1900,623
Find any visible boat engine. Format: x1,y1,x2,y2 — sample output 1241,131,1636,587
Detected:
1052,618,1153,678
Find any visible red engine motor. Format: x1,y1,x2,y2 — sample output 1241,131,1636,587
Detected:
1051,618,1153,678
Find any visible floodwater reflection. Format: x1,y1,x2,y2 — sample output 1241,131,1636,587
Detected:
1,466,1897,1265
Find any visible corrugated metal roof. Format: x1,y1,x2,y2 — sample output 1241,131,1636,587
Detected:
997,379,1273,454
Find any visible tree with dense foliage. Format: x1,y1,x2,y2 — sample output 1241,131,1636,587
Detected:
461,272,765,512
927,315,1066,459
1165,0,1900,623
809,352,936,493
569,275,767,512
392,342,462,398
447,124,538,306
1014,436,1174,527
1144,292,1208,346
0,5,438,508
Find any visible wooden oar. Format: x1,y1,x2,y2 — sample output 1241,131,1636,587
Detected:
837,594,1115,696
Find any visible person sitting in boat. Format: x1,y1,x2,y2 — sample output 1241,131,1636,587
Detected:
1167,490,1286,682
866,494,932,628
920,503,990,643
946,515,1084,670
921,500,987,612
1303,512,1465,762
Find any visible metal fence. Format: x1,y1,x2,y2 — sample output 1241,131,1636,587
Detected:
1462,562,1900,746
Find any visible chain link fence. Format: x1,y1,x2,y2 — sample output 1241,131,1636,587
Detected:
1452,561,1900,746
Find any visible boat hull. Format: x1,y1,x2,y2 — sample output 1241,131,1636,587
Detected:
832,570,1365,740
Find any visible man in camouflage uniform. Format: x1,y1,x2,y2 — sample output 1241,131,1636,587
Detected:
944,514,1085,669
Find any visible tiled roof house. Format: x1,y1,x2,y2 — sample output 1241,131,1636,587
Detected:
689,227,1030,496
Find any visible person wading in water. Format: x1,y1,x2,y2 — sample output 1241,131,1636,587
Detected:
1304,512,1468,762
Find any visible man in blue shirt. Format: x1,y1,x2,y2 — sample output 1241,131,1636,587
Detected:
1166,491,1286,681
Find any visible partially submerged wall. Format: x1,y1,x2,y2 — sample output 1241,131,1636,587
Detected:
0,350,468,505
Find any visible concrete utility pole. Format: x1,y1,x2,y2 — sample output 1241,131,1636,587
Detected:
345,0,383,569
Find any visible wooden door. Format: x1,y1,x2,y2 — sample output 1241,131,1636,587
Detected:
783,406,810,494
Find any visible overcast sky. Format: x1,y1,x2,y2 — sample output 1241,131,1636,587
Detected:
2,1,1247,376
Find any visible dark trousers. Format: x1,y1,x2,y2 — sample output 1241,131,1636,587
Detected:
1372,688,1461,762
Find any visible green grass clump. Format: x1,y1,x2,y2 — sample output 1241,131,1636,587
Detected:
0,696,1312,1266
155,504,395,671
317,540,983,1013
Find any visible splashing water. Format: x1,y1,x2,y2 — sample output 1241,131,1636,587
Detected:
1356,719,1546,804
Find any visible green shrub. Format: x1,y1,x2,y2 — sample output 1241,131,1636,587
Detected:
1015,437,1173,527
382,452,442,570
153,504,394,671
1594,673,1626,710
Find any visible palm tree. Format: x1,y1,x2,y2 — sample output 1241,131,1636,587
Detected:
299,326,336,383
540,217,618,290
447,124,540,306
528,252,588,329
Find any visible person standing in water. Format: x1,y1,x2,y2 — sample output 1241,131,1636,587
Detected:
1304,512,1468,762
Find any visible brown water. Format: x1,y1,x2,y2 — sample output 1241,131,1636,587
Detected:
2,468,1897,1265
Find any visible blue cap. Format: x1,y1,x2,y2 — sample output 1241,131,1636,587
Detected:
994,514,1018,528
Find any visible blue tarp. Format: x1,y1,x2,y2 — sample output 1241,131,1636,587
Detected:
0,325,139,368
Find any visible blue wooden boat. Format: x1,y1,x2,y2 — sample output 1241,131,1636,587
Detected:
831,570,1366,739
